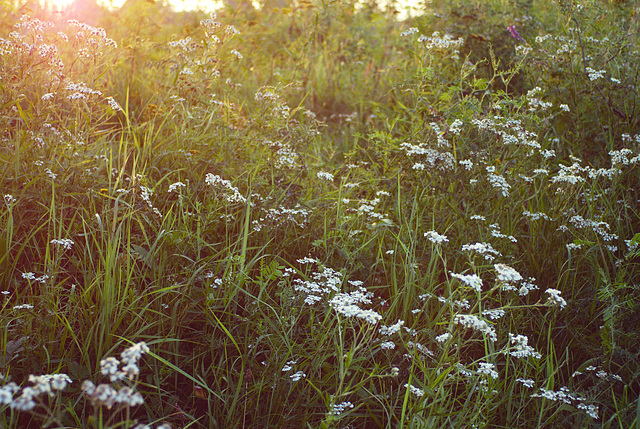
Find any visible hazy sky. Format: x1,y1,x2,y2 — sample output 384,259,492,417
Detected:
52,0,424,19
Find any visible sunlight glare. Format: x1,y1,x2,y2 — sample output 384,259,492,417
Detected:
42,0,424,19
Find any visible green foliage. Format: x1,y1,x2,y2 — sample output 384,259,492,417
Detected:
1,0,639,427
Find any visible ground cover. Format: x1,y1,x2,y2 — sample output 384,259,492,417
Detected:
1,0,639,427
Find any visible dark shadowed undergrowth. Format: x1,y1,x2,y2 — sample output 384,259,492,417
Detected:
1,0,639,427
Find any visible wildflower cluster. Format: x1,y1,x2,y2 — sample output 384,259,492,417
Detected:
0,343,153,426
0,374,71,411
205,174,247,204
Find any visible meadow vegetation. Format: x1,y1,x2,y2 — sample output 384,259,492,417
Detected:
1,0,639,427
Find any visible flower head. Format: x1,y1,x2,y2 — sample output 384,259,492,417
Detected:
507,25,525,42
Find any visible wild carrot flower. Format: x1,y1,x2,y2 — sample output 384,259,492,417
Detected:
50,238,74,250
494,264,523,284
317,172,334,181
330,292,382,324
585,67,605,81
545,288,567,309
106,97,122,111
435,333,451,343
516,378,535,388
462,242,501,261
101,357,121,382
0,382,19,404
453,314,497,342
13,304,34,310
477,362,499,379
380,341,396,350
507,333,541,359
424,231,448,244
282,360,296,372
329,401,354,416
483,308,505,320
379,319,404,336
168,181,186,193
404,383,424,397
290,371,306,381
450,272,483,292
400,27,418,37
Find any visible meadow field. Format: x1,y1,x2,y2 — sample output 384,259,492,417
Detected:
1,0,639,427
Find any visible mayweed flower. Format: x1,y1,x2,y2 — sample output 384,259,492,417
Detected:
450,272,483,292
230,49,242,59
544,288,567,309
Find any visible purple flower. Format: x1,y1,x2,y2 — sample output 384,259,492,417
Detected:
508,25,525,42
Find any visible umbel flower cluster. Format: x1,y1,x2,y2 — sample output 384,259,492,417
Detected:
0,343,167,428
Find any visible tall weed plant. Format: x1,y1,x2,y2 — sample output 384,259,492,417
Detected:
0,0,639,427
